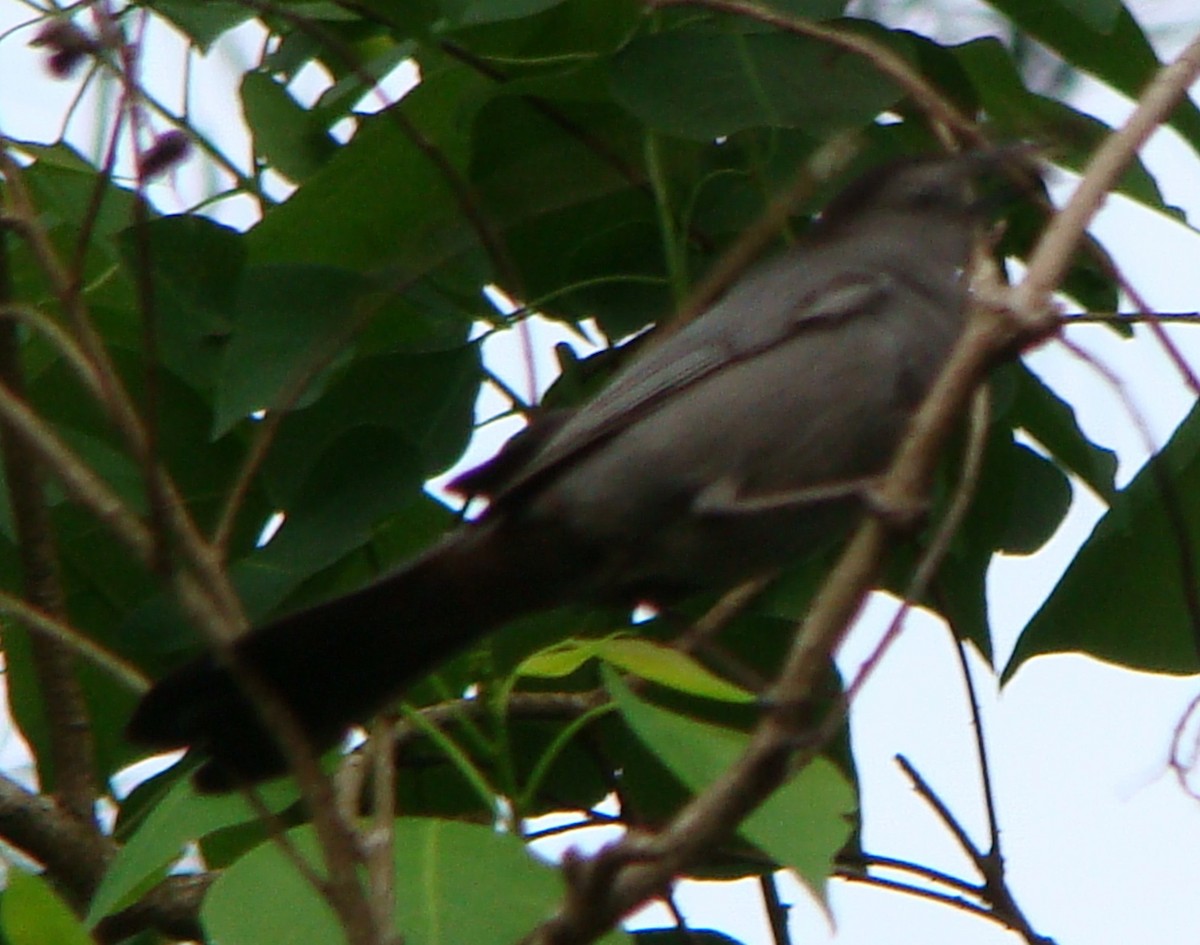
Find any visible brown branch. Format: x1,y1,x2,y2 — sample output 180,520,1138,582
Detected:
0,589,147,691
0,223,99,825
94,873,211,945
0,147,244,634
367,712,398,939
0,766,210,941
0,771,111,913
842,382,991,707
1013,33,1200,311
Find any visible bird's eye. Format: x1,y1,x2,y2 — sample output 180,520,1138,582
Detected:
907,181,966,210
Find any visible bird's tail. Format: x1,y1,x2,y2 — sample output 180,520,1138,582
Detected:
126,518,585,791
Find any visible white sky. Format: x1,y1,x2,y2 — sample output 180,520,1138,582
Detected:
3,2,1200,944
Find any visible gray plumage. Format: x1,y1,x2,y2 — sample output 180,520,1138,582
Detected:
128,150,1012,790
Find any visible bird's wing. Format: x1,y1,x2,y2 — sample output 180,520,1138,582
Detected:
491,255,895,503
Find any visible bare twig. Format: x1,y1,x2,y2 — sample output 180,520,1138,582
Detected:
1013,33,1200,312
367,712,398,941
0,147,245,632
0,588,147,692
895,756,1051,944
759,873,792,945
0,220,99,831
952,636,1001,857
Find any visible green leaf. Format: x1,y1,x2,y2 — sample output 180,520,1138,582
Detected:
1006,361,1118,504
214,264,368,436
204,819,567,945
246,63,493,272
448,0,574,26
600,638,756,702
606,669,854,897
982,440,1073,556
608,28,904,140
3,871,93,945
88,776,298,926
150,0,254,49
1048,0,1122,35
392,819,564,945
117,215,245,393
986,0,1200,155
1006,400,1200,678
203,826,342,945
952,38,1165,213
242,72,339,182
519,635,755,701
263,345,480,503
254,425,423,576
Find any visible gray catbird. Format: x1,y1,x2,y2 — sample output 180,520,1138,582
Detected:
128,150,1014,790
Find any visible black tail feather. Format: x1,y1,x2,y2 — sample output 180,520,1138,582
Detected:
126,518,584,791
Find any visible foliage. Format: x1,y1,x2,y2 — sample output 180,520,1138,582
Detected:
0,0,1196,943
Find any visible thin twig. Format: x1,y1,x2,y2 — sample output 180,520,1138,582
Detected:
1013,32,1200,312
0,588,148,692
894,755,1051,944
842,385,992,710
895,755,978,862
0,216,99,826
759,873,792,945
367,712,398,942
0,147,245,631
951,635,1001,855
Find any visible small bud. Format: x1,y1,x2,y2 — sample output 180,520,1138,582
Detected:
31,20,100,79
140,131,192,180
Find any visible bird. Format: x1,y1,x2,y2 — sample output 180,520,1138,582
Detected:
127,149,1021,791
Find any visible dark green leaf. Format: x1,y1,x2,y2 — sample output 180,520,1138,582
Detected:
1006,361,1118,503
953,38,1165,211
758,0,846,18
88,777,297,926
263,345,480,503
118,215,245,393
1006,401,1200,678
447,0,574,27
1047,0,1122,35
214,264,368,436
241,72,339,182
246,63,493,273
608,29,905,140
987,0,1200,155
149,1,254,49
